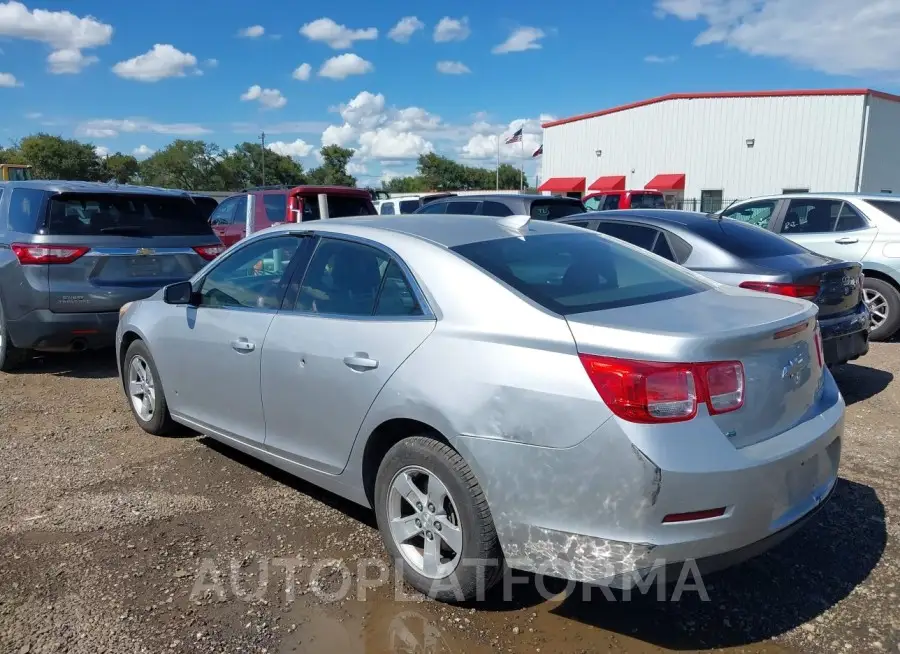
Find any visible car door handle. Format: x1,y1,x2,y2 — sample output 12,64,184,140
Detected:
835,237,859,244
231,338,255,353
343,354,378,371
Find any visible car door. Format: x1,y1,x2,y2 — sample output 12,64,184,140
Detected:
260,235,436,473
209,196,239,244
773,197,877,262
155,234,307,444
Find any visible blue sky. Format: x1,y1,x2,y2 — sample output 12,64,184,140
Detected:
0,0,896,185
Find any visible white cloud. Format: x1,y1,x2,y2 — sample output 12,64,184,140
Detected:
238,25,265,38
76,118,210,138
47,48,98,74
655,0,900,75
205,58,218,68
436,60,471,75
460,117,543,162
380,169,403,184
112,44,198,81
392,106,441,131
240,84,287,109
322,123,357,147
132,144,155,159
319,53,374,80
0,72,21,87
388,16,424,43
337,91,386,129
492,27,545,54
358,128,434,159
292,63,311,81
266,138,313,158
94,145,110,157
434,17,470,42
299,17,377,49
0,2,112,75
347,161,368,175
644,54,678,64
24,111,41,119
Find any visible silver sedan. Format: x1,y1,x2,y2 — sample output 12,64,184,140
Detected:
116,213,844,601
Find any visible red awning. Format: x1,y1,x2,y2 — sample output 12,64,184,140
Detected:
537,177,586,193
588,175,627,192
645,174,686,191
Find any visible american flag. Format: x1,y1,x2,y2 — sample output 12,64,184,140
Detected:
505,128,523,144
532,144,543,157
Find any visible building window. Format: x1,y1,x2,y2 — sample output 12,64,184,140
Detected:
782,188,809,194
700,190,724,213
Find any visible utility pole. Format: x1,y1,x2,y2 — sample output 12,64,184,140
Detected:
259,131,266,187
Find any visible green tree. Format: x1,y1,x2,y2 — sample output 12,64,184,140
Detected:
0,143,26,165
382,175,430,194
19,133,102,180
138,140,225,191
306,145,357,187
102,153,140,184
218,142,305,190
497,163,526,190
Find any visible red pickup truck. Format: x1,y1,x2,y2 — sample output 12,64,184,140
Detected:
209,185,377,246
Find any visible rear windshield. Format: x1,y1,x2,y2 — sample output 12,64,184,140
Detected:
191,196,219,220
629,193,666,209
300,194,376,220
529,199,585,220
46,193,213,236
695,217,808,258
399,200,421,214
451,232,709,315
868,200,900,222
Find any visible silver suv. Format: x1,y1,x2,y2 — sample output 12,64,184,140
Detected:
0,181,224,371
720,193,900,341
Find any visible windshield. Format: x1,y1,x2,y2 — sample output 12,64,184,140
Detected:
451,232,709,315
47,193,214,236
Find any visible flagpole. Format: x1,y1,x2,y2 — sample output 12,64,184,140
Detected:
496,133,500,191
520,138,524,191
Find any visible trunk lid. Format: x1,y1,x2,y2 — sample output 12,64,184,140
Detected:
566,287,823,448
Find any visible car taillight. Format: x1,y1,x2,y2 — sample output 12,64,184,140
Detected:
193,245,225,261
11,243,89,265
739,281,820,301
814,323,824,368
579,355,745,424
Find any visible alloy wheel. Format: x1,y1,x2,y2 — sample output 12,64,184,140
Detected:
128,355,156,421
387,465,463,580
864,288,889,331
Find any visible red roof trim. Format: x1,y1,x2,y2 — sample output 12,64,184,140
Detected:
537,177,586,193
645,174,685,191
542,89,900,128
588,175,627,192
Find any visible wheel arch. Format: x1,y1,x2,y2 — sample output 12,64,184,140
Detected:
862,264,900,289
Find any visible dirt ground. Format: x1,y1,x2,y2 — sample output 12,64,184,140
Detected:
0,344,898,654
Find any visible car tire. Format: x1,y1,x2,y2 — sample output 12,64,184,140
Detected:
0,300,29,372
864,277,900,342
374,435,504,603
122,339,177,436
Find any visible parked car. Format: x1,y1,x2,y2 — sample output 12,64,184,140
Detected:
117,213,842,601
412,193,586,220
718,193,900,341
376,193,459,215
0,181,225,371
209,185,376,246
582,189,666,211
557,209,869,367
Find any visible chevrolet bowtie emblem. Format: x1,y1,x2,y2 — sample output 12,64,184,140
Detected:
136,248,155,256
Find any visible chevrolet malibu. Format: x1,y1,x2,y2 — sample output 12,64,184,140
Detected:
116,214,844,601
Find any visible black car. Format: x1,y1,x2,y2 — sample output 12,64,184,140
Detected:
412,193,586,220
556,209,869,367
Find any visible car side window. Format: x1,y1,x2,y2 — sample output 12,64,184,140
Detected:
374,260,423,317
651,232,676,261
603,195,620,210
583,197,601,211
481,201,514,217
418,202,446,214
596,222,659,251
446,201,479,215
835,202,867,231
723,200,777,229
295,238,389,316
8,188,45,233
380,202,396,215
199,235,301,309
209,197,238,226
780,199,843,234
231,196,248,225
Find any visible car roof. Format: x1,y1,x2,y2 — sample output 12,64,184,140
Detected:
267,213,576,248
733,192,900,203
563,208,716,229
3,180,194,197
242,185,371,197
431,193,577,203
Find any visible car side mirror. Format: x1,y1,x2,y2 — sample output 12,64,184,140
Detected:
164,281,197,305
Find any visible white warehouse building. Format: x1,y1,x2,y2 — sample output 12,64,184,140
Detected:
538,89,900,211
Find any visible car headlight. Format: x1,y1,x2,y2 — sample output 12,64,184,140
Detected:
119,302,133,319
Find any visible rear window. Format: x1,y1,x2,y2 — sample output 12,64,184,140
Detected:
399,200,420,214
451,232,708,315
46,193,213,236
530,199,585,221
868,200,900,221
191,196,219,220
695,218,808,258
263,194,288,222
300,194,376,220
629,193,666,209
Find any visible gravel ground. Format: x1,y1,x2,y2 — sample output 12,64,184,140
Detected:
0,345,898,654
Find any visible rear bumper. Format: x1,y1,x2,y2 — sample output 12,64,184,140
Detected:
819,302,870,366
6,309,119,351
